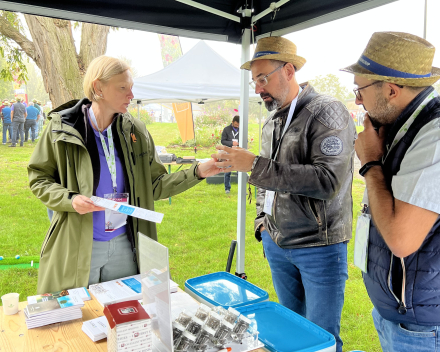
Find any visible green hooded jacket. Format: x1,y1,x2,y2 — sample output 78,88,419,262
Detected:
28,99,202,294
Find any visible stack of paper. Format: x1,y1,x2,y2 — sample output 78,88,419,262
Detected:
24,295,84,329
89,274,179,307
27,287,91,304
82,316,108,341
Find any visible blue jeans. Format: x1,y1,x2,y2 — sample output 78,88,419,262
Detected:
224,172,231,191
262,230,347,352
372,307,440,352
2,122,11,143
11,120,24,146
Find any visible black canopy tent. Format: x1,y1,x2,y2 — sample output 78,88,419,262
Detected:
0,0,398,277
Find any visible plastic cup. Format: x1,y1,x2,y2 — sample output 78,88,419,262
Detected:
1,293,20,315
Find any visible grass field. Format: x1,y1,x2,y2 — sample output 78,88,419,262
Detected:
0,122,380,351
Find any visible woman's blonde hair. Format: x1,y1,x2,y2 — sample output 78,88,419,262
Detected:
83,56,131,101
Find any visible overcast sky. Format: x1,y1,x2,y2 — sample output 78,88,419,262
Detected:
101,0,440,90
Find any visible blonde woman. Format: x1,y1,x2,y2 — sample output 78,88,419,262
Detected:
28,56,220,293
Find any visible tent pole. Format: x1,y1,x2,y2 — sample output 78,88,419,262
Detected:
423,0,427,39
258,101,262,155
236,27,251,278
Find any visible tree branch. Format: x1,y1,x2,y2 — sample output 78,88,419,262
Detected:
78,23,110,75
0,13,36,61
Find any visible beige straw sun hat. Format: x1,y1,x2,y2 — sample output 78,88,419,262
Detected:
341,31,440,87
241,36,306,71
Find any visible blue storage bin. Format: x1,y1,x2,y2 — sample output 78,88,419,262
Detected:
184,271,269,309
236,301,336,352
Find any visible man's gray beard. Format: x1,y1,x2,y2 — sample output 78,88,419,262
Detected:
264,99,279,111
368,91,400,126
264,85,289,111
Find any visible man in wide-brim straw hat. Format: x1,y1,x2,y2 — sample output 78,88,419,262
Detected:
341,31,440,351
213,36,356,352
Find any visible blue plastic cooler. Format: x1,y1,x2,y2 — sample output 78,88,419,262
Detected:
237,302,336,352
184,271,269,308
185,272,336,352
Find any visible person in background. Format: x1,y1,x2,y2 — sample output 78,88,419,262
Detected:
213,36,356,352
1,101,12,144
220,115,239,194
33,99,43,137
10,97,27,147
25,102,40,142
28,55,222,294
341,31,440,352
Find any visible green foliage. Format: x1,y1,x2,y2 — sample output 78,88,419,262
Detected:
128,107,153,125
0,12,28,84
0,56,14,99
310,74,352,102
25,62,49,103
196,102,235,128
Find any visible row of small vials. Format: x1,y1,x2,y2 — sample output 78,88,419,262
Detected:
172,304,258,352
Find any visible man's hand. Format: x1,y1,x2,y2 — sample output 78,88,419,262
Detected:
232,141,239,146
355,114,386,165
72,195,105,215
196,159,223,178
212,145,256,172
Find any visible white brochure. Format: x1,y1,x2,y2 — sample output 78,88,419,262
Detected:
91,196,164,224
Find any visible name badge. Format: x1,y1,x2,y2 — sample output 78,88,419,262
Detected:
263,190,275,216
354,211,371,273
104,192,129,232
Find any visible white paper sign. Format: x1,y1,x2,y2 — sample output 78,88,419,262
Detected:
91,196,164,224
263,190,275,216
354,213,371,273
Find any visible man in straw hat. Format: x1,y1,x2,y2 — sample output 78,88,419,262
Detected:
213,36,356,352
341,31,440,351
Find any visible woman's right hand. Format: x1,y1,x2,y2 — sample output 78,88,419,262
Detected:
72,195,105,214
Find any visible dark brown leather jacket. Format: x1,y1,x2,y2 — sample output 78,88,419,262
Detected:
249,84,356,248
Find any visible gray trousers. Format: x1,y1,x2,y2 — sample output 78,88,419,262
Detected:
11,120,25,146
88,232,138,286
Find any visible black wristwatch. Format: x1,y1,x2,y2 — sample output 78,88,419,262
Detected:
359,160,382,177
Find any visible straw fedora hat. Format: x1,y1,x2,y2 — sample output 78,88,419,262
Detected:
341,32,440,87
241,36,306,71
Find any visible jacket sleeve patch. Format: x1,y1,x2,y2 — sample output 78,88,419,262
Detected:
320,136,343,156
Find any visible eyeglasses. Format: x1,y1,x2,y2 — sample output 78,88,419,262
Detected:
249,63,287,89
353,81,383,100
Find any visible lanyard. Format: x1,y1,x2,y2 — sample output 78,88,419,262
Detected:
384,89,438,161
88,107,117,192
232,129,239,138
271,87,302,159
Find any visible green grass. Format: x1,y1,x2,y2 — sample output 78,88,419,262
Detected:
0,123,379,351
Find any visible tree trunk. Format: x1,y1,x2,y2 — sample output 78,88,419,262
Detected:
23,15,109,108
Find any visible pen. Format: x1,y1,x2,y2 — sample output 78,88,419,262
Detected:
217,348,232,352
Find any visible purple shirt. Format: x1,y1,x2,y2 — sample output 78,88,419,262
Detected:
88,117,127,241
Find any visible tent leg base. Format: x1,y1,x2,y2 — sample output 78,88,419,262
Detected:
235,272,247,280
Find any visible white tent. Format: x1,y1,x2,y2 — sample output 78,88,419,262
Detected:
132,40,259,103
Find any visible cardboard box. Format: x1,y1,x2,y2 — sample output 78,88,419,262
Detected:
104,300,152,352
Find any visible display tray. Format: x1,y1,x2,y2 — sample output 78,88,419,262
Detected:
237,302,336,352
184,272,268,309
